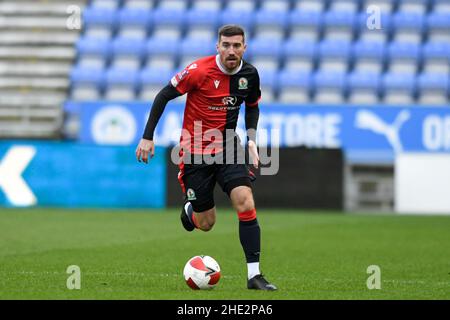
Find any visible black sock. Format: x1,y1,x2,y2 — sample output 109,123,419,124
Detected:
239,219,261,263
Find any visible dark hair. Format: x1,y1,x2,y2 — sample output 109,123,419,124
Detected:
218,24,245,43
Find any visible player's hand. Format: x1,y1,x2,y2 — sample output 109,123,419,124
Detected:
136,138,154,164
248,140,259,169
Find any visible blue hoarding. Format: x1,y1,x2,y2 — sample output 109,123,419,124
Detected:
0,141,166,208
66,102,450,162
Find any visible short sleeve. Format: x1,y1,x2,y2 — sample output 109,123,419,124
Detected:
170,62,202,95
245,69,261,107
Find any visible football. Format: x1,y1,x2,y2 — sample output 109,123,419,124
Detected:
183,255,221,290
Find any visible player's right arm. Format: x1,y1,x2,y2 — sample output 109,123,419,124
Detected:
136,62,201,164
136,84,181,164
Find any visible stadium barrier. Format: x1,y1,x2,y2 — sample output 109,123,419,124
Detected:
396,153,450,214
166,147,344,210
65,101,450,161
2,102,449,211
0,141,166,208
64,101,450,212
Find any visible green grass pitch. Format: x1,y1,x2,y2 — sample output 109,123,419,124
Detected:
0,208,449,300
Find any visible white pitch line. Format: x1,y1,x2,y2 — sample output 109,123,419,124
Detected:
0,271,241,279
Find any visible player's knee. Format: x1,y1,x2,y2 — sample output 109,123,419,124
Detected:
235,193,255,213
231,186,255,212
199,220,215,232
196,212,216,231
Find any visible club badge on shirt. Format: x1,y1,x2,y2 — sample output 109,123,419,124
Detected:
238,77,248,90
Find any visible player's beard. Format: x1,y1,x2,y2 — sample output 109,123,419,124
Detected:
225,56,240,71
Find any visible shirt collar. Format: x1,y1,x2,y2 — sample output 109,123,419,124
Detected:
215,54,243,75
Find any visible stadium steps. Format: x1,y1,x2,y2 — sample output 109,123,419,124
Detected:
0,90,67,108
0,47,75,60
0,119,63,138
0,0,86,138
0,106,62,118
0,16,72,30
0,77,69,90
0,1,85,16
0,61,71,77
0,31,79,45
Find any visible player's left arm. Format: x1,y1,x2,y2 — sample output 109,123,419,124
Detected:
244,70,262,169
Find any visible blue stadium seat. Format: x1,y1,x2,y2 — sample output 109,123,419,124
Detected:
258,70,278,103
260,70,277,88
90,0,120,9
105,68,139,85
278,71,312,104
288,10,322,41
318,40,352,72
111,37,146,70
140,67,174,85
68,0,446,106
186,9,220,40
146,37,179,69
382,73,417,105
329,0,361,13
283,39,317,72
179,39,216,68
187,9,220,27
151,8,185,40
253,9,288,40
260,0,291,12
70,66,104,100
76,37,111,56
314,72,346,89
427,12,450,43
348,72,381,105
248,38,282,72
180,38,216,57
146,38,179,54
417,72,449,105
139,67,174,101
76,37,111,69
157,0,188,10
219,9,254,36
117,8,152,39
225,0,256,12
123,0,155,9
152,7,185,23
397,0,428,14
422,42,450,74
314,72,347,104
191,0,223,11
361,0,395,13
433,0,450,13
352,41,386,73
356,11,392,43
323,10,357,41
392,11,425,43
293,0,326,12
70,67,104,84
82,7,117,39
104,68,139,100
387,42,421,74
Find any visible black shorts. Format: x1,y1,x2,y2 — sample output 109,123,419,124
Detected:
178,163,256,212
